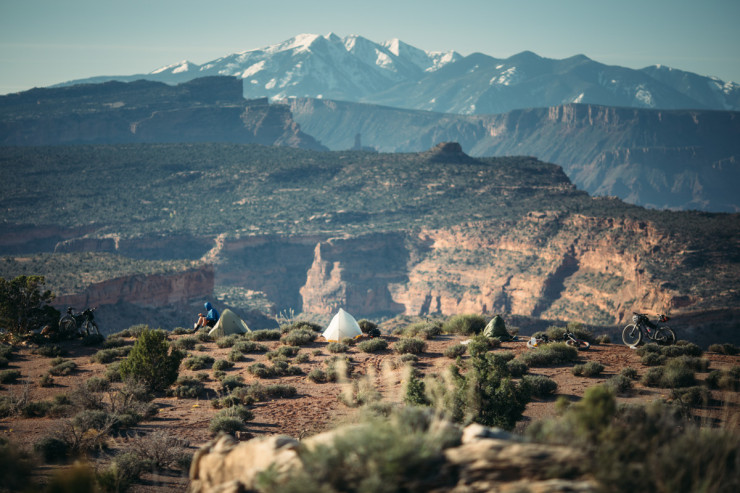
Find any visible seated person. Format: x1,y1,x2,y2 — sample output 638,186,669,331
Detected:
194,302,219,330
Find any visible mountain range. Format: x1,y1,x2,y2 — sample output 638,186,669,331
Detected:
56,33,740,114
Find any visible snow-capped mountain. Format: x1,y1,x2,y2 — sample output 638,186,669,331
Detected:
56,33,739,114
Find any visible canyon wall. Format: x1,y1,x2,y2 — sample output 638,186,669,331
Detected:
52,265,214,311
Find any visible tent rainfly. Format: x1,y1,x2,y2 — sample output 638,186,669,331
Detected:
208,309,250,338
322,308,363,342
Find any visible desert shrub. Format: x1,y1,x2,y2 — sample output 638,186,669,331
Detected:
0,345,14,359
104,362,122,382
213,370,226,381
620,367,638,380
708,343,739,355
399,354,419,365
272,359,303,376
606,374,633,394
357,338,388,353
102,337,130,349
280,328,317,346
233,340,268,354
119,328,184,392
182,354,215,371
81,333,105,346
38,372,54,387
641,364,695,388
705,366,740,391
213,359,234,371
357,319,378,333
393,338,426,355
97,451,149,492
246,329,281,341
528,387,740,493
467,334,500,358
91,346,131,364
34,435,70,463
216,335,239,348
171,336,198,351
572,361,605,377
403,367,429,406
665,341,703,357
227,349,244,362
635,343,662,357
307,368,327,383
521,375,558,398
295,353,310,363
641,352,666,366
444,344,467,359
324,356,352,382
220,375,246,392
279,321,323,334
402,321,442,340
671,386,711,409
267,346,300,360
507,359,528,377
172,327,191,335
209,413,246,435
0,369,21,383
327,342,350,353
37,344,64,358
247,362,277,378
426,352,529,430
442,314,486,335
169,376,205,398
195,330,213,343
21,399,53,418
128,430,190,470
595,334,611,344
517,342,578,367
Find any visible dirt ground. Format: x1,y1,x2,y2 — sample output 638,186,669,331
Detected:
1,331,738,492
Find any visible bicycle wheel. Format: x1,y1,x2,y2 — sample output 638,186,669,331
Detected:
59,316,76,335
622,324,642,346
566,338,591,351
655,327,676,345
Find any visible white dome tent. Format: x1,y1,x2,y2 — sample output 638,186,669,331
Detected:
321,308,363,342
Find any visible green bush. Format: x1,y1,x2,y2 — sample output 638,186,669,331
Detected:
280,328,317,346
0,369,21,383
327,342,350,353
213,359,234,372
169,376,205,398
357,338,388,353
518,343,578,367
606,374,633,394
233,340,268,354
171,336,198,351
665,341,703,357
37,344,65,358
220,375,246,392
426,352,530,430
402,321,442,339
444,344,467,359
357,319,378,334
307,368,327,383
641,353,666,366
208,416,244,435
34,436,70,463
393,338,426,355
39,372,54,387
507,359,528,377
119,328,185,392
91,346,131,364
641,363,695,388
467,334,499,358
671,386,711,409
216,335,240,348
227,349,244,362
572,361,605,377
620,367,638,380
705,366,740,391
708,343,739,355
246,329,281,341
266,346,300,360
522,375,558,398
183,355,215,371
295,353,310,363
442,314,487,335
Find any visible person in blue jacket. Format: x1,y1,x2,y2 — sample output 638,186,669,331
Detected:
194,302,219,330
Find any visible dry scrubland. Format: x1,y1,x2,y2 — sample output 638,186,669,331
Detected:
1,317,739,492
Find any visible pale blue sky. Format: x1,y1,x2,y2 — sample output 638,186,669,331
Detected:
1,0,738,95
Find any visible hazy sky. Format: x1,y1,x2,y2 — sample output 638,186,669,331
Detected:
1,0,738,95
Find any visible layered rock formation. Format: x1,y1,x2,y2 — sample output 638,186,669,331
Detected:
0,77,326,150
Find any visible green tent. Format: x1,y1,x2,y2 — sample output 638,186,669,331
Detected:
208,309,250,338
483,314,513,340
